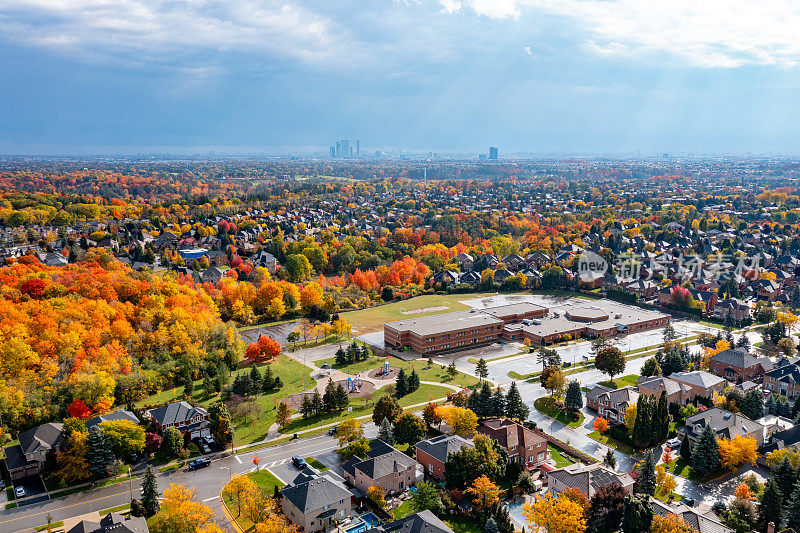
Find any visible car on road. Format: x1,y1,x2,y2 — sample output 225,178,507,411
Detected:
188,458,211,470
292,456,307,469
665,438,682,449
15,486,25,498
328,425,338,436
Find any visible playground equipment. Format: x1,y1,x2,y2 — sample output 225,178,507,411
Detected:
376,359,391,377
346,375,363,393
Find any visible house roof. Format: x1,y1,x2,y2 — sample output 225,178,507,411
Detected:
344,440,417,480
649,499,733,533
709,348,760,369
146,401,208,427
478,417,546,451
669,371,727,390
547,463,634,497
764,361,800,385
280,472,352,513
683,408,763,441
375,511,454,533
415,434,474,464
66,513,149,533
18,422,63,457
85,410,140,430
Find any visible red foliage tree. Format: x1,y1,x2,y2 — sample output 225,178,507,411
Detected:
67,399,93,419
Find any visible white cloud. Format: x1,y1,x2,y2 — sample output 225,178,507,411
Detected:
523,46,532,55
523,0,800,68
438,0,519,19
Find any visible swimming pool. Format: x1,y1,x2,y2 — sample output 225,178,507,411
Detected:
343,512,382,533
505,501,527,529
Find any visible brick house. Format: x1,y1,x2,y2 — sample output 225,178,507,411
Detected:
280,469,353,532
4,423,63,481
144,401,210,440
343,439,420,494
709,348,772,383
669,371,727,399
476,417,549,469
547,463,635,498
637,376,693,405
763,361,800,399
415,434,474,481
591,387,639,425
679,408,766,447
713,298,751,322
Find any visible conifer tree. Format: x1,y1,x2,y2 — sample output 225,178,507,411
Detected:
637,450,656,496
773,456,796,505
477,382,493,418
408,369,420,392
323,379,337,411
504,382,529,421
261,364,275,392
311,389,323,415
335,383,349,410
740,389,764,421
622,494,653,533
565,380,583,411
656,391,670,443
249,364,262,387
784,484,800,532
378,417,395,445
141,466,160,517
490,387,506,417
300,394,314,418
396,368,408,397
679,436,692,461
476,358,489,382
691,425,720,476
87,426,115,478
758,479,784,532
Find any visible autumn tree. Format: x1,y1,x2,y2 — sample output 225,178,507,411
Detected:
367,486,386,509
522,491,587,533
655,465,677,500
595,346,626,382
57,430,91,483
437,406,478,438
593,417,609,433
276,402,291,429
422,402,442,428
150,484,217,533
649,514,696,533
372,395,403,425
542,365,567,398
100,419,145,459
467,475,500,514
587,482,626,533
718,436,758,471
394,413,426,446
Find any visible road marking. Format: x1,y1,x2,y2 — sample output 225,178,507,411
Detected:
268,467,287,485
203,495,220,502
235,455,242,464
0,489,131,525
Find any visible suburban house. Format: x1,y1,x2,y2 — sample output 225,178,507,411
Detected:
415,434,474,481
679,408,766,447
547,463,635,498
763,361,800,399
637,376,694,405
144,401,210,440
649,499,733,533
66,512,149,533
84,409,140,430
476,417,549,469
668,371,728,399
587,386,639,425
713,298,751,322
586,385,612,411
4,422,63,481
374,511,454,533
280,468,353,533
343,439,421,494
708,348,773,383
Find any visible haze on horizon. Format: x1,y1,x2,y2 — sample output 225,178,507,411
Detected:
3,0,800,155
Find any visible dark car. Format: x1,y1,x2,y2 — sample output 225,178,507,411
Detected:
328,425,338,436
188,458,211,470
292,456,307,469
199,443,211,454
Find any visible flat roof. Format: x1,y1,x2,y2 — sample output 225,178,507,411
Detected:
385,309,503,337
483,302,547,317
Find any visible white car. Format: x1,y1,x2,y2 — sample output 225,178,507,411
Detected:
15,486,25,498
665,438,682,449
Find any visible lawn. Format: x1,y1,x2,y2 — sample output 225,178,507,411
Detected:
663,458,721,484
533,396,583,427
281,382,453,433
305,457,328,471
548,443,574,467
392,498,415,520
445,516,484,533
138,354,313,445
340,292,509,334
316,355,480,389
587,431,636,455
597,374,639,389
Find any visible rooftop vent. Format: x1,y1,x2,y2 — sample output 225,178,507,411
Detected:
723,413,732,420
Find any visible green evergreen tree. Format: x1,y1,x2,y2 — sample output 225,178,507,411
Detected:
249,365,262,388
300,394,314,418
656,391,670,443
408,369,420,392
490,387,506,417
622,494,653,533
476,358,489,382
604,449,617,471
564,380,583,411
504,382,529,421
335,346,348,365
261,364,275,392
378,417,395,445
323,379,337,411
209,401,233,449
311,389,323,415
785,484,800,532
140,466,160,517
679,435,692,461
182,368,194,397
740,389,765,421
334,383,350,410
692,425,720,476
758,479,784,532
640,358,661,377
477,382,493,418
488,501,514,533
637,450,656,496
484,518,498,533
202,374,214,399
396,368,408,397
87,425,115,478
773,456,797,505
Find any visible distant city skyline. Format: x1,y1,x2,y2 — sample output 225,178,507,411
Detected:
4,2,800,154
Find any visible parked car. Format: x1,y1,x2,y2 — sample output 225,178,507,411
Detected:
199,443,211,454
665,438,682,449
328,425,338,436
188,458,211,470
15,486,25,498
292,456,307,469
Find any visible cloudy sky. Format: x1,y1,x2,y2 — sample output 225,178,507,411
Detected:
3,0,800,154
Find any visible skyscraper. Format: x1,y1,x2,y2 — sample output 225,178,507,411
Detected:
356,140,360,157
489,147,499,159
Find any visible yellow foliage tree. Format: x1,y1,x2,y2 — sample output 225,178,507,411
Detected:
150,484,216,533
718,436,758,471
222,475,257,517
435,406,478,438
702,340,730,370
649,514,697,533
522,492,587,533
367,486,386,509
336,417,364,445
466,475,500,513
655,465,677,499
766,448,800,467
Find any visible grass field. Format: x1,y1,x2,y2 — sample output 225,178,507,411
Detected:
534,397,584,427
281,382,453,432
340,292,507,333
316,354,481,389
588,430,636,455
597,374,639,389
137,354,314,444
548,443,575,467
445,516,483,533
305,457,328,471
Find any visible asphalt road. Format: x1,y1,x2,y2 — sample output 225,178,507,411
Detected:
1,425,378,533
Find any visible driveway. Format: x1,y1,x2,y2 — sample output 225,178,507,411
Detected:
13,475,49,507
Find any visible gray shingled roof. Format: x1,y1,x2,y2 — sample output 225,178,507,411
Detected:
19,422,63,456
375,511,454,533
710,348,759,369
280,474,352,513
146,401,207,427
415,434,474,464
